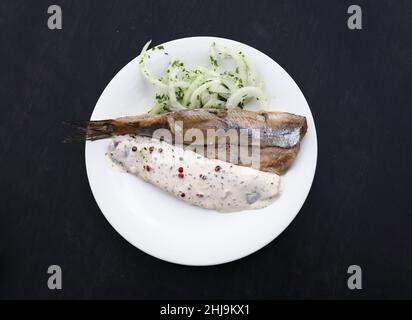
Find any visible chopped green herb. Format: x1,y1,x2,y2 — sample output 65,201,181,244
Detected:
209,56,218,68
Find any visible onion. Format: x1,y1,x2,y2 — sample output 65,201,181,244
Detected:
138,41,269,114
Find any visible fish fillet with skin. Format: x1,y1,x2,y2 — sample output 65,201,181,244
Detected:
71,108,307,174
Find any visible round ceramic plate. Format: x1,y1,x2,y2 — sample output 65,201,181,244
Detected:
85,36,317,266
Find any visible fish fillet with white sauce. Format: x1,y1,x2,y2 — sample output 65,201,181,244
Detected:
108,136,281,212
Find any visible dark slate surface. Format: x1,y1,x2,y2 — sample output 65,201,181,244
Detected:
0,0,411,299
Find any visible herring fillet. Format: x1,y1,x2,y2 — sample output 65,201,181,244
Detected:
69,108,307,174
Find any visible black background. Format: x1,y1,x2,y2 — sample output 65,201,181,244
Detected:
0,0,411,299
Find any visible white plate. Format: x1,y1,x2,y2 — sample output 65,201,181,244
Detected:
85,37,317,266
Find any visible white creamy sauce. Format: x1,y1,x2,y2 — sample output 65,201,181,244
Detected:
107,136,281,212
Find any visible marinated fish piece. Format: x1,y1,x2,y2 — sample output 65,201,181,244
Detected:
69,108,307,174
108,136,281,212
71,108,307,148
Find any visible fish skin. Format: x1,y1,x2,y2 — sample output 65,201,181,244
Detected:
83,108,307,149
258,145,300,174
167,109,307,148
73,108,307,174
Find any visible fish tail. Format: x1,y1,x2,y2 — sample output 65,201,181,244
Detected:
64,119,137,142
